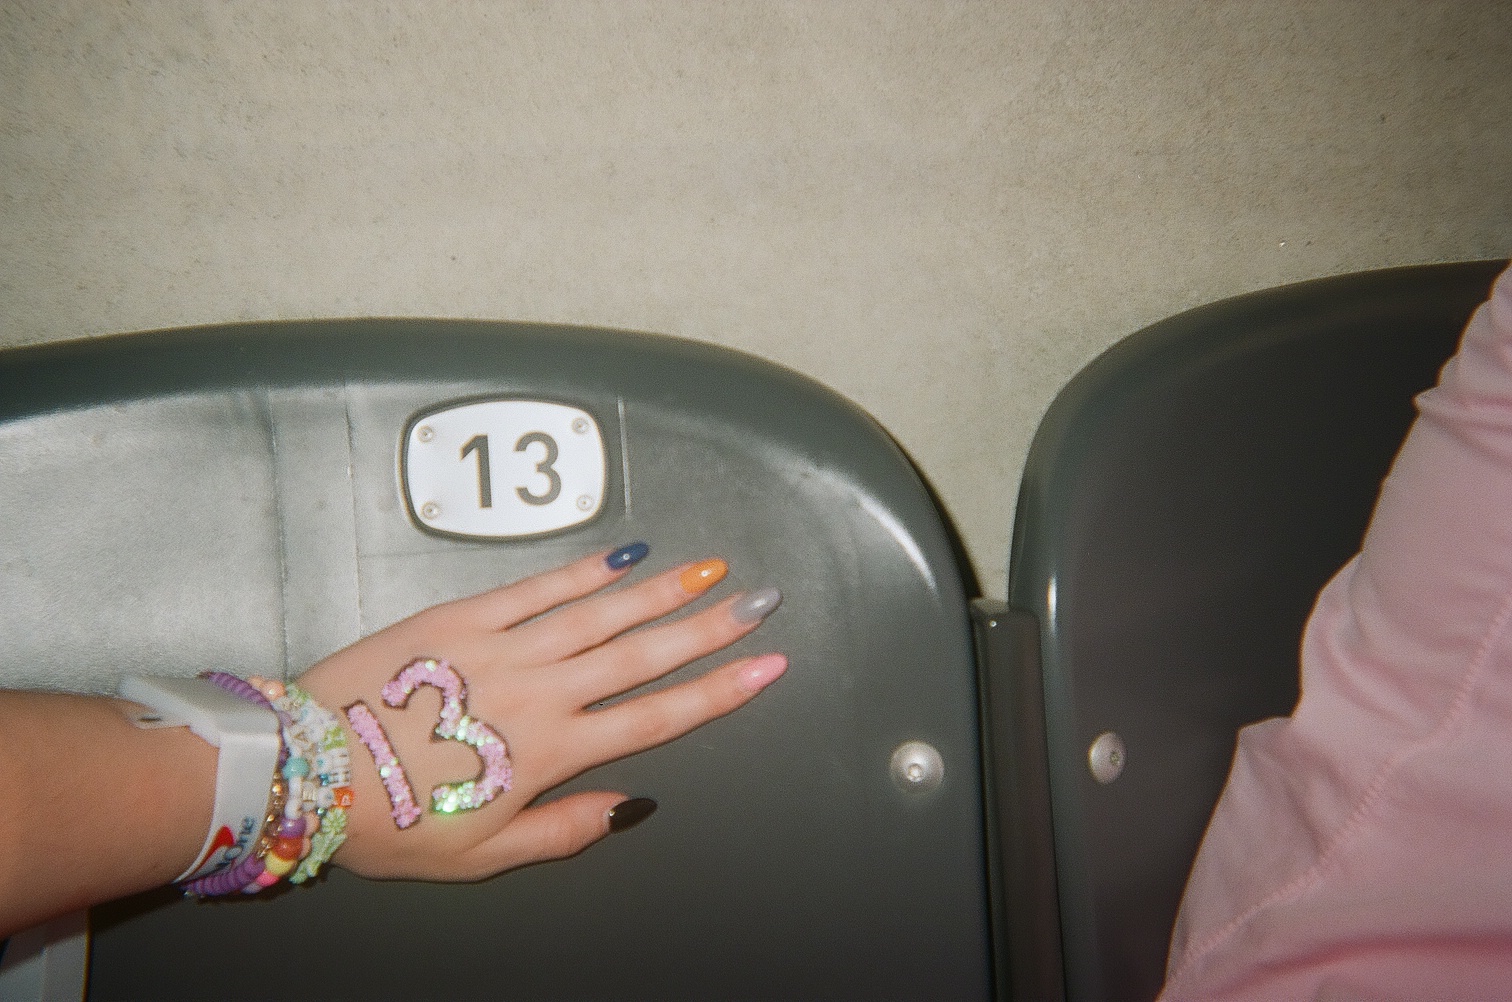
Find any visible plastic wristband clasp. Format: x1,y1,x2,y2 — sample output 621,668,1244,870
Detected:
118,675,282,883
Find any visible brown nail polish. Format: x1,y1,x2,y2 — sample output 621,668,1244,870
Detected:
608,797,658,833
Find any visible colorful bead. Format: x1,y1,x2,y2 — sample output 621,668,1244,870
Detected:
247,675,286,701
263,853,296,877
271,836,304,859
275,683,350,883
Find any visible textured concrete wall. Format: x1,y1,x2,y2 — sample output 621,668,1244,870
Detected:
3,1,1510,596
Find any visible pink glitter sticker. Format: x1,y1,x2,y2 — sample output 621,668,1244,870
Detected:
382,658,513,815
345,701,422,829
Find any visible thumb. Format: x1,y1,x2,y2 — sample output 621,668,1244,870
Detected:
463,792,657,875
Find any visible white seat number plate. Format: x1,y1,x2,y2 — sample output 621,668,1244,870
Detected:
402,400,607,539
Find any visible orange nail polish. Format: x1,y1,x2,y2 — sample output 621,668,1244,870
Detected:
680,558,728,594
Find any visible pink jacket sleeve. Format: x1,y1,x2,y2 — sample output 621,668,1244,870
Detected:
1160,263,1512,1002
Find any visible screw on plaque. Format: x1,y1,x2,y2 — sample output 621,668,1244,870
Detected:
576,495,595,511
416,426,435,443
420,501,441,520
571,417,590,434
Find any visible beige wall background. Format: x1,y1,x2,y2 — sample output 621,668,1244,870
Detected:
3,1,1510,597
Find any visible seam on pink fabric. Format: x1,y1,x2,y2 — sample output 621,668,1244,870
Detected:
1163,581,1512,994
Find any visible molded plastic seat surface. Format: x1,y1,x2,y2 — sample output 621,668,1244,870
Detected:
0,322,990,1000
983,260,1508,1002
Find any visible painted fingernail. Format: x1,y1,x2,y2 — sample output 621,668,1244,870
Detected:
731,587,783,624
679,558,728,594
607,797,658,833
737,653,789,694
606,541,650,571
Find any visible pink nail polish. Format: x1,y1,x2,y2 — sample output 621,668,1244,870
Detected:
737,653,788,694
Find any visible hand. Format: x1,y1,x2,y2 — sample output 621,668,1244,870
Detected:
294,544,785,882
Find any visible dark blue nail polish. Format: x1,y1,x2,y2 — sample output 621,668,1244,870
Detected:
606,541,650,571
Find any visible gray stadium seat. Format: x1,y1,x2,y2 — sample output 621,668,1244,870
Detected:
978,259,1506,1001
0,321,988,1000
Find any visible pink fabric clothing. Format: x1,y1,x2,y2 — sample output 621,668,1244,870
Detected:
1160,263,1512,1002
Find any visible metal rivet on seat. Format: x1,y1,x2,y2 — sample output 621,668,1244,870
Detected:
890,741,945,793
1088,731,1126,784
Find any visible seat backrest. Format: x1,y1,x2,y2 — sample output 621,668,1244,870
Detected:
988,260,1507,1002
0,322,992,1000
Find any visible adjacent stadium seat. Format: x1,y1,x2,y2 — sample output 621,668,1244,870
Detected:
978,259,1506,1001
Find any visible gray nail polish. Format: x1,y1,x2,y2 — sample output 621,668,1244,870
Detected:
731,586,783,624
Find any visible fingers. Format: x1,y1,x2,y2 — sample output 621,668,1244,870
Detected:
459,650,787,877
570,653,789,768
561,586,782,706
449,543,650,631
503,557,734,668
457,790,650,876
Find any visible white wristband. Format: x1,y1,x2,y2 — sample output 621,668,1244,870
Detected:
118,675,282,882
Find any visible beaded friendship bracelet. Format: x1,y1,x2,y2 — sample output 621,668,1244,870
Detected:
179,673,352,897
258,678,353,885
181,656,512,899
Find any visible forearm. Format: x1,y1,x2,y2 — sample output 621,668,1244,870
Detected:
0,691,214,938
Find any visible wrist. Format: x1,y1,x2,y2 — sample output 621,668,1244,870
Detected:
118,676,284,882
